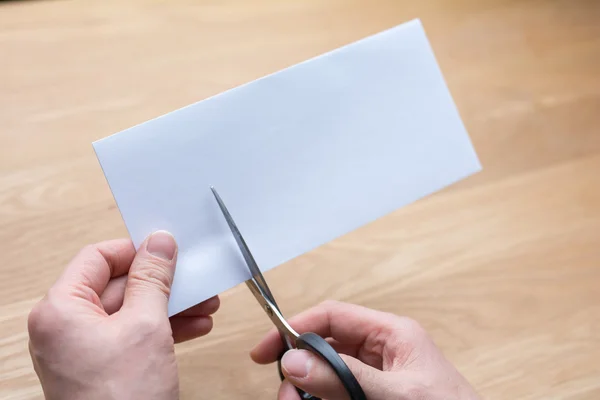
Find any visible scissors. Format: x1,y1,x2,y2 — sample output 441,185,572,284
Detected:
211,186,367,400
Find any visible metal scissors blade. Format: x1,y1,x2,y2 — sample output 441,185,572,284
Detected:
210,186,298,342
210,186,275,302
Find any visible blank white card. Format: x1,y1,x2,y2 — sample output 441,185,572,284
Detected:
93,19,481,316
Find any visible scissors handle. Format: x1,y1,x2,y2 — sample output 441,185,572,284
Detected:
277,332,367,400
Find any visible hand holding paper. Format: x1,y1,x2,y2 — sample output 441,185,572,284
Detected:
93,18,480,316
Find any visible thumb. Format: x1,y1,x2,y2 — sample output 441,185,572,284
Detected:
280,349,396,400
122,230,178,316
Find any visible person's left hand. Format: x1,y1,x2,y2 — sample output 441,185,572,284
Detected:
27,232,219,400
95,237,220,329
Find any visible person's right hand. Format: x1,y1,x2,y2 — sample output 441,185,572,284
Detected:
251,301,480,400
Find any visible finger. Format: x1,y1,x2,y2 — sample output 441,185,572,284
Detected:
102,280,215,339
251,300,399,364
100,275,127,314
121,230,178,316
278,379,301,400
325,338,360,358
280,349,396,400
170,316,213,343
325,338,383,369
56,239,135,295
101,274,220,317
174,296,220,317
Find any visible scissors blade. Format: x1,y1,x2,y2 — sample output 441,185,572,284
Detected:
210,186,277,305
210,186,298,346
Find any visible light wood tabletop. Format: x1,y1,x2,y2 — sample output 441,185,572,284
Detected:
1,0,599,399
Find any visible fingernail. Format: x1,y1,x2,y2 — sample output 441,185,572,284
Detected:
146,230,176,261
282,350,312,378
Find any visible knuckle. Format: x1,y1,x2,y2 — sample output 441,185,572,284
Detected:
79,244,103,262
79,244,96,256
396,316,426,338
134,314,162,332
319,299,343,310
131,314,173,344
128,263,172,298
320,299,339,307
390,316,431,357
78,245,108,274
27,302,45,336
27,293,67,341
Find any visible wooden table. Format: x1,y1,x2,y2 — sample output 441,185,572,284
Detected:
1,0,599,398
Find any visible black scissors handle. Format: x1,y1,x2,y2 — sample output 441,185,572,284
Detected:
277,332,367,400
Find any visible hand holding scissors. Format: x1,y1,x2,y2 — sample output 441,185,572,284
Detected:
211,187,367,400
212,187,481,400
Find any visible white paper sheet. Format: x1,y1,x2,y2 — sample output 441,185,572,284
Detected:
93,19,481,316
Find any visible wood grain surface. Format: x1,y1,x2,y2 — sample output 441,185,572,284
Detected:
1,0,599,399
